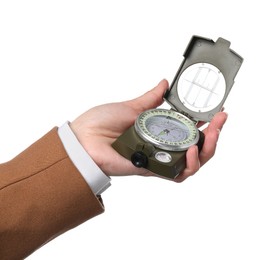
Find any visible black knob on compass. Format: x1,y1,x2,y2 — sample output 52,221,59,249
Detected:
131,151,148,168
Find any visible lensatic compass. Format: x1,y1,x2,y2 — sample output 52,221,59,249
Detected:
112,35,243,179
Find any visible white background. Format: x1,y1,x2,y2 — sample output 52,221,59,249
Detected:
0,1,269,259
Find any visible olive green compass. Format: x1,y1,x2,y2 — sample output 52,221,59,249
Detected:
112,35,243,179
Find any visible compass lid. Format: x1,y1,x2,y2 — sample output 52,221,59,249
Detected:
164,35,243,122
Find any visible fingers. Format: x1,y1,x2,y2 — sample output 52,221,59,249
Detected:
127,79,169,113
174,145,200,183
206,112,228,133
198,112,227,166
174,111,228,182
199,128,220,166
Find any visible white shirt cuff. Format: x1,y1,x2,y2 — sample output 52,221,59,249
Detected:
58,121,111,195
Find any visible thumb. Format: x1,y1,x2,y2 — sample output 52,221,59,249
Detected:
127,79,169,113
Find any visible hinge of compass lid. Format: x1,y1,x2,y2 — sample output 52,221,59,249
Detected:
169,107,199,125
164,89,199,124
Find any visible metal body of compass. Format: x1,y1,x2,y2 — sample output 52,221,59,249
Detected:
112,35,243,179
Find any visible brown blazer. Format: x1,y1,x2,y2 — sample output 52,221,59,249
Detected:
0,128,104,259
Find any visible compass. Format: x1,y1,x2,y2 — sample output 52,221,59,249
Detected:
135,109,199,151
112,35,243,179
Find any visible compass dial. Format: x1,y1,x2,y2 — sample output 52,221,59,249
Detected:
135,109,199,151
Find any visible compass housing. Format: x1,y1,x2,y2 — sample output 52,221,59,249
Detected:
164,36,243,122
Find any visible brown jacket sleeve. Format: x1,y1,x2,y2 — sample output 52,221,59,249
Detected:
0,128,105,259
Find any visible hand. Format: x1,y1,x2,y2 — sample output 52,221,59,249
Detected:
175,111,227,183
70,79,228,182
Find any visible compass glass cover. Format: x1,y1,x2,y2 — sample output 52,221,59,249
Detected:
135,109,199,151
145,115,189,143
178,63,226,113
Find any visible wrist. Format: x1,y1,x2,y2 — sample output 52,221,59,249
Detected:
58,122,111,195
